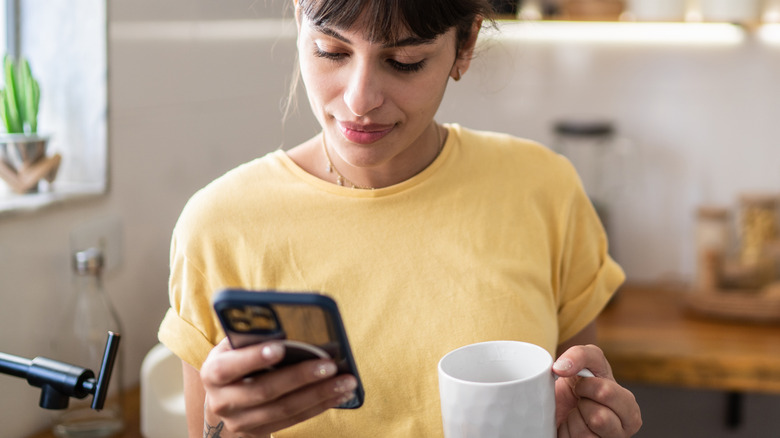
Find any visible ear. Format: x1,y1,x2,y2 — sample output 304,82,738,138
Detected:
450,18,482,81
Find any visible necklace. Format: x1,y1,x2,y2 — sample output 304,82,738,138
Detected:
322,132,374,190
322,123,443,190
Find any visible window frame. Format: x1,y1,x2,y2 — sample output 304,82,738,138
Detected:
0,0,108,216
5,0,15,58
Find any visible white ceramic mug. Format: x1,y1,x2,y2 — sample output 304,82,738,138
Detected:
438,340,591,438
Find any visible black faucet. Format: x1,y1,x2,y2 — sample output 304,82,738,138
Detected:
0,331,120,410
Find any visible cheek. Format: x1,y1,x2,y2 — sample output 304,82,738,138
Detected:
392,75,449,116
299,59,344,105
299,60,336,108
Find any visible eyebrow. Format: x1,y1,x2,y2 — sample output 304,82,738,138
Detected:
314,25,435,49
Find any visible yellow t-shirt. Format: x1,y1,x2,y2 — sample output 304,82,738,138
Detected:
159,124,624,437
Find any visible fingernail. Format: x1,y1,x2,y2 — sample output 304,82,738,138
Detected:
261,343,284,360
334,377,358,394
337,392,356,405
315,362,338,378
553,358,573,372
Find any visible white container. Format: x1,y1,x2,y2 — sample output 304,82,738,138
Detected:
627,0,687,21
140,343,188,438
699,0,761,22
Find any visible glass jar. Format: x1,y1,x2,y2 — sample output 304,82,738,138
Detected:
51,247,125,438
738,194,779,287
552,119,630,244
695,206,731,292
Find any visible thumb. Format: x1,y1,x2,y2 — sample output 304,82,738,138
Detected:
202,339,286,385
552,344,613,380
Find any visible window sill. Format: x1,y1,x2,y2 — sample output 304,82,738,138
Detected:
0,181,106,217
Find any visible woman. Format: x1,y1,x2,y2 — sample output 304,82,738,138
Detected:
158,0,643,436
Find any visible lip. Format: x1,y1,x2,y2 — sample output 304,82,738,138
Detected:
337,121,395,144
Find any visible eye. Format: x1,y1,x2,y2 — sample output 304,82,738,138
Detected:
387,59,426,73
313,46,347,62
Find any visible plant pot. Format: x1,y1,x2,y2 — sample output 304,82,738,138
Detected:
0,133,60,194
0,133,48,168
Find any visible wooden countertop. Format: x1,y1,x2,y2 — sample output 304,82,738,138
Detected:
597,284,780,394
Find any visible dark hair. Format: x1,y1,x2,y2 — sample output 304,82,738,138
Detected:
297,0,494,55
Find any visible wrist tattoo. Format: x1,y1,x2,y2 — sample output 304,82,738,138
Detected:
203,420,225,438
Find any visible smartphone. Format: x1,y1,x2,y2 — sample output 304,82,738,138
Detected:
212,289,364,409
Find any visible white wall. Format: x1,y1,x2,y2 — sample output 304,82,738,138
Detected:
0,1,779,436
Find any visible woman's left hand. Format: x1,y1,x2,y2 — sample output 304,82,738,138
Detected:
553,344,642,437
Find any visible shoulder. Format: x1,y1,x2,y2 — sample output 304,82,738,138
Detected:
448,124,579,185
173,151,286,239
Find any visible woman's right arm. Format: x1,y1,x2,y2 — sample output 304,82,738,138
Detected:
182,338,359,438
183,360,209,437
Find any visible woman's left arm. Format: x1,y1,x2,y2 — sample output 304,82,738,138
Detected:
554,322,642,437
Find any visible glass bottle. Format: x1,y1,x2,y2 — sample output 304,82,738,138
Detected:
52,247,125,438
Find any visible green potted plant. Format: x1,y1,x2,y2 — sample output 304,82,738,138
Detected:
0,54,59,193
1,54,41,135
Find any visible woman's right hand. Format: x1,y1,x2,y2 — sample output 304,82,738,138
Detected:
200,338,358,437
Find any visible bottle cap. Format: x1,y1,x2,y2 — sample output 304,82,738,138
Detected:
554,119,614,138
73,247,104,275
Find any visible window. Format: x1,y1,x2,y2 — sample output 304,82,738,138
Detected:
0,2,6,55
0,0,107,214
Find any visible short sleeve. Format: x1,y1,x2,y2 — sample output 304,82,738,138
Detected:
555,163,625,343
157,231,223,370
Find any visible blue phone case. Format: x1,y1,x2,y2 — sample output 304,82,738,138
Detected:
213,289,364,409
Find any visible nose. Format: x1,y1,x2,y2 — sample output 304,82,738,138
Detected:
343,60,384,117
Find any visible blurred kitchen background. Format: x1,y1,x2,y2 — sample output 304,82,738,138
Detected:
2,0,780,436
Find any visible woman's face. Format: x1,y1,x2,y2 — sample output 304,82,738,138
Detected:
297,11,460,178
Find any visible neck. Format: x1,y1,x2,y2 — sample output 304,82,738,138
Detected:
323,122,444,189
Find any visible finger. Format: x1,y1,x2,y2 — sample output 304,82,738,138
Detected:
553,344,613,380
575,378,642,436
211,337,233,353
555,369,582,426
220,374,358,435
201,341,286,386
243,390,355,436
557,419,571,438
576,396,623,437
564,404,599,438
208,359,342,415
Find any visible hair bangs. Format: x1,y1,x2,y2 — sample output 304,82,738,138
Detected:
299,0,458,44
